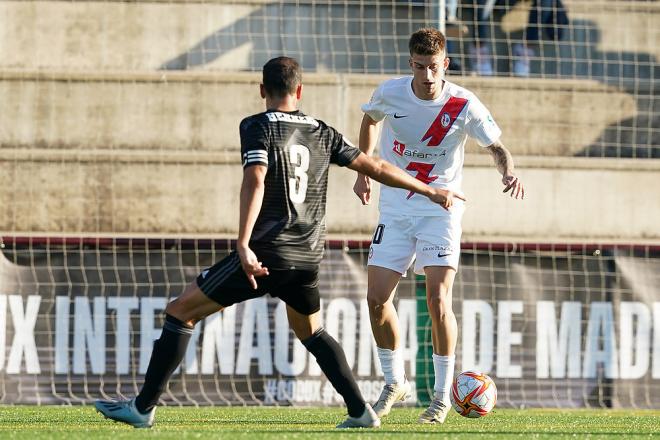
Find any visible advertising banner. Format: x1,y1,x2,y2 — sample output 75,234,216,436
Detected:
0,240,658,408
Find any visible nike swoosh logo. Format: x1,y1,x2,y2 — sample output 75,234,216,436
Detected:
393,113,408,119
437,253,451,258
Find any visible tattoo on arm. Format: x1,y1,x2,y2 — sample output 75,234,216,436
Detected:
486,141,514,176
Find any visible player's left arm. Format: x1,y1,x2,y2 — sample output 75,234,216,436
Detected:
237,164,269,288
485,140,524,199
465,95,524,200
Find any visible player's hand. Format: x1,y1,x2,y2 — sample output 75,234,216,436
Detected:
502,174,524,199
429,189,467,211
236,245,269,289
353,173,372,205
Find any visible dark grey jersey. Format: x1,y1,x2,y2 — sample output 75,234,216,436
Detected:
240,110,360,270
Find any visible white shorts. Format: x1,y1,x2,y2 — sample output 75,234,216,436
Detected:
367,212,463,275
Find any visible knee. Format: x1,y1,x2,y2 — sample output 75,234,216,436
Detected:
292,322,317,342
165,298,198,327
427,295,453,322
367,289,389,316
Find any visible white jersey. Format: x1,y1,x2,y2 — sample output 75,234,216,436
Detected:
362,76,501,216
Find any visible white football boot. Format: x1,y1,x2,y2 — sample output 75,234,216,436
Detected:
372,380,413,417
336,403,381,429
418,398,451,424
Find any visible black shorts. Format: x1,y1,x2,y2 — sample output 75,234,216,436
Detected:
196,251,320,315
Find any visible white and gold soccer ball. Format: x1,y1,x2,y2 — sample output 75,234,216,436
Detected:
449,371,497,418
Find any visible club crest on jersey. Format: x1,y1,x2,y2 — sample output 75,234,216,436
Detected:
421,96,468,147
441,112,451,127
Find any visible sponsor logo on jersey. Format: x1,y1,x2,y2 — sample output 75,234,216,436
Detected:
421,96,468,147
201,269,210,279
392,140,446,159
393,140,406,156
403,149,446,159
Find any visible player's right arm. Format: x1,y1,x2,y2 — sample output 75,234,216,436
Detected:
347,152,466,210
327,120,463,210
354,82,388,205
237,117,270,288
237,164,269,289
353,113,381,205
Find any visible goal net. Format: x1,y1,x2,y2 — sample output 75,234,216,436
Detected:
0,238,658,408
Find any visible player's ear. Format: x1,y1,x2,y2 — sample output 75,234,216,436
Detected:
443,57,450,70
408,58,413,69
295,84,303,100
260,84,266,99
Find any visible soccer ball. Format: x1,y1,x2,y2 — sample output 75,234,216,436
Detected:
449,371,497,418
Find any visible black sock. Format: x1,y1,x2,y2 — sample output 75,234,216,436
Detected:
135,314,194,413
302,328,366,417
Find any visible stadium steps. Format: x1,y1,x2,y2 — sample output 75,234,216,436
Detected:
0,0,657,240
0,70,642,157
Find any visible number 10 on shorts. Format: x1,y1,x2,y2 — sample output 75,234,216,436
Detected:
372,224,385,244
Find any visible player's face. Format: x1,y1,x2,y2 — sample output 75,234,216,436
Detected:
409,53,449,100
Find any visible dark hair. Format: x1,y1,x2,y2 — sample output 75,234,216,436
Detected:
262,57,302,98
408,28,446,56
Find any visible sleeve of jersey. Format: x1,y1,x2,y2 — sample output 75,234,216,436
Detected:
329,127,361,166
240,118,269,168
465,97,502,147
360,83,387,122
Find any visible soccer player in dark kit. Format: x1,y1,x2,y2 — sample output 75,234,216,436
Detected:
95,56,462,429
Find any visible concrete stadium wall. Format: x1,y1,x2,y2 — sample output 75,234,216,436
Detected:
0,71,636,157
0,71,653,241
2,151,659,242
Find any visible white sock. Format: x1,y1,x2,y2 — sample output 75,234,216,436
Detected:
377,347,405,385
432,354,455,403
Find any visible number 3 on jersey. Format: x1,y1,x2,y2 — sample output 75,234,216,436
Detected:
288,144,310,203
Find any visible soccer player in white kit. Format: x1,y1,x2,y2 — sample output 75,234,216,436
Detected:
353,28,524,424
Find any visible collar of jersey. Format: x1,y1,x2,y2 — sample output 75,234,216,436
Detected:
265,109,302,115
406,77,451,106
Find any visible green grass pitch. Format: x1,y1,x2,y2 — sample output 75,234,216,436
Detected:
0,406,658,439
